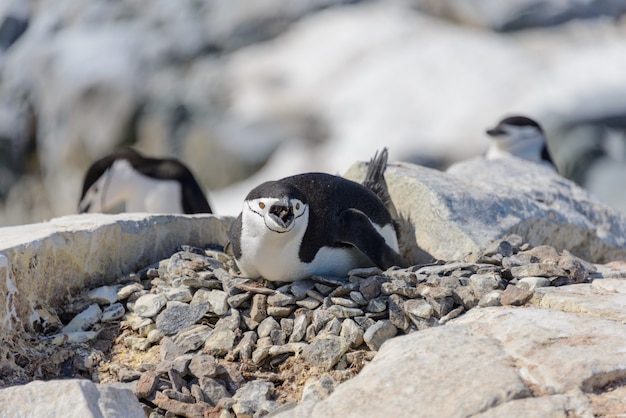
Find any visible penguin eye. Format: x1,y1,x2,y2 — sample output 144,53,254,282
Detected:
259,202,265,209
295,203,300,210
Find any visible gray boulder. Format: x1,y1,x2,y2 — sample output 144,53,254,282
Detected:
345,156,626,264
0,213,232,333
0,379,144,418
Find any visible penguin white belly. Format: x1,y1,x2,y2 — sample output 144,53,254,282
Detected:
126,177,184,213
240,240,371,282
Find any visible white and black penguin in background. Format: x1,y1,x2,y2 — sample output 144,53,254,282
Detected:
229,148,408,282
78,147,212,214
485,115,557,169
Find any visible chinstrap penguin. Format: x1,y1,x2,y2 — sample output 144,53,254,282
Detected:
229,149,408,282
485,115,556,169
78,148,212,214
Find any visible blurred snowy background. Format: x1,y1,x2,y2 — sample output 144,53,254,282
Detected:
1,0,626,226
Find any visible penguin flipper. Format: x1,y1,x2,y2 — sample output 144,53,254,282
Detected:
336,208,409,270
228,213,243,259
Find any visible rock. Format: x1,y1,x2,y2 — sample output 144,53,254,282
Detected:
363,320,397,351
153,391,211,418
101,302,126,322
233,331,258,360
500,285,534,306
133,294,168,318
301,375,337,403
62,303,102,333
296,297,322,310
532,282,626,323
275,324,530,417
146,328,164,343
387,294,410,331
44,330,100,345
0,379,144,418
366,297,387,314
327,305,364,319
216,309,241,331
478,290,503,307
267,305,294,317
233,381,273,402
188,353,219,380
268,292,296,307
199,378,231,406
204,327,236,356
359,277,382,300
87,285,120,305
517,276,551,291
0,214,231,332
204,290,230,316
346,158,626,264
301,336,350,370
117,282,144,300
290,280,316,299
289,311,310,343
468,274,502,299
155,302,211,335
510,263,568,279
250,294,268,323
330,297,359,308
134,370,161,399
163,286,193,303
173,325,212,353
257,316,280,338
339,318,365,348
403,298,434,320
453,307,626,396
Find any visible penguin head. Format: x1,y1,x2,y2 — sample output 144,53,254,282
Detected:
78,149,136,213
78,148,142,214
485,115,553,166
242,181,308,235
78,168,110,213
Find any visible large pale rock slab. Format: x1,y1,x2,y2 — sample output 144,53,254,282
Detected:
275,325,531,417
531,279,626,323
0,379,144,418
345,157,626,264
0,213,232,332
453,307,626,395
278,302,626,417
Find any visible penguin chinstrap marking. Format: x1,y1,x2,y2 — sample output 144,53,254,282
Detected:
485,115,556,169
78,148,212,214
230,164,408,283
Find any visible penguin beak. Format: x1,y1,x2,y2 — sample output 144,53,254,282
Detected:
269,198,295,229
486,127,504,137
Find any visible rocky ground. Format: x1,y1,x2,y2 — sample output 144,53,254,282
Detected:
0,234,602,418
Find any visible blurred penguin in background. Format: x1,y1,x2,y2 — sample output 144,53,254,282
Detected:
78,148,212,214
485,115,556,169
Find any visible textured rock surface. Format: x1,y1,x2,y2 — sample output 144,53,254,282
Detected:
345,157,626,264
0,213,232,332
0,379,144,418
277,301,626,417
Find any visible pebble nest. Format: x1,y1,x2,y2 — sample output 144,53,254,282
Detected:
0,234,596,418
